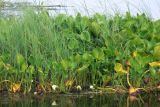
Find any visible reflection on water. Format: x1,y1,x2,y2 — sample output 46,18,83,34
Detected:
0,93,160,107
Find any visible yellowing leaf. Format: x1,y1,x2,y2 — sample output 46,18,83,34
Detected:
10,83,21,93
129,87,138,95
114,63,128,74
114,63,123,72
128,87,146,95
132,51,138,58
65,80,74,87
149,62,160,67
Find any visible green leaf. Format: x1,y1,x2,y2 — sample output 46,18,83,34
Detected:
92,48,104,60
90,21,101,37
80,31,91,42
68,39,79,49
70,61,77,70
27,65,35,74
150,68,156,77
74,54,82,64
153,45,160,60
16,53,25,66
38,67,43,73
82,52,93,61
21,63,28,72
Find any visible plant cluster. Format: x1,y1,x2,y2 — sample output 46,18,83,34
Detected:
0,9,160,94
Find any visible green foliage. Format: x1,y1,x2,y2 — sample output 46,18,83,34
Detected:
0,10,160,93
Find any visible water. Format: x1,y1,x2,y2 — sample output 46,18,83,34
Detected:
0,92,160,107
2,0,160,20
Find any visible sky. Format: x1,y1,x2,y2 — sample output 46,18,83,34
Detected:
5,0,160,20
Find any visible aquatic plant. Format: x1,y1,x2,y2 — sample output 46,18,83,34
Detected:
0,9,160,94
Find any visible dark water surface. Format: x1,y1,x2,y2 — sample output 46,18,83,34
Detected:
0,92,160,107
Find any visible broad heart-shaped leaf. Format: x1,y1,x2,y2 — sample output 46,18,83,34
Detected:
129,37,145,48
81,16,90,30
21,63,28,72
16,53,25,66
92,48,104,61
80,31,91,42
74,54,82,64
27,65,35,74
90,21,101,37
149,62,160,67
153,45,160,60
114,63,128,74
68,39,79,50
82,52,93,61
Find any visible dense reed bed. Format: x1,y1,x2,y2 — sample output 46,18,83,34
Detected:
0,9,160,94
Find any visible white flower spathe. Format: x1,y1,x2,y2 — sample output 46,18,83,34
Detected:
52,85,58,91
76,85,82,90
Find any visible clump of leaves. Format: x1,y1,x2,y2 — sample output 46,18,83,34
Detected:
0,10,160,94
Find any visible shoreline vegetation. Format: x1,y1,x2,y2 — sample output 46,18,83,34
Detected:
0,8,160,96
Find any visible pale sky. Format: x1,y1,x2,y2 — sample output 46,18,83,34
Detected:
5,0,160,20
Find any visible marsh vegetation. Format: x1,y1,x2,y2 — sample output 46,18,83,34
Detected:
0,7,160,95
